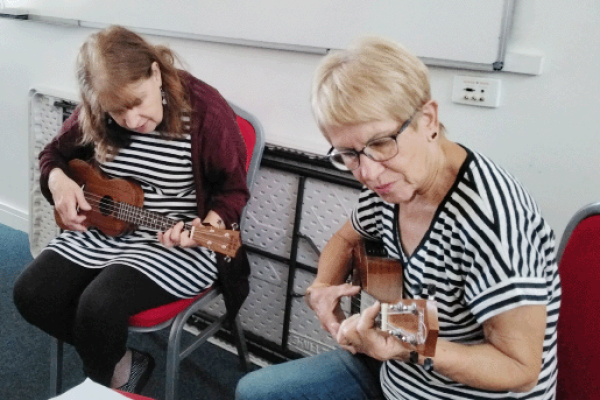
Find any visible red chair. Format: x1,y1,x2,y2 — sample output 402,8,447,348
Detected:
50,102,265,400
556,201,600,399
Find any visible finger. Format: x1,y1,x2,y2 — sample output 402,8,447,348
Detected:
168,222,185,243
157,231,167,246
337,314,360,343
357,301,381,332
318,310,344,337
322,320,341,338
179,230,195,248
337,321,361,354
339,343,358,355
159,229,175,247
71,223,88,232
70,215,88,231
335,283,362,298
75,191,92,211
61,198,79,221
191,217,202,227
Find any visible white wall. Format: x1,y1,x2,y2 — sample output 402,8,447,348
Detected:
1,0,599,244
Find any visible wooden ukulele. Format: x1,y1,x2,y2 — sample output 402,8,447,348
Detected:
352,239,439,357
54,159,241,258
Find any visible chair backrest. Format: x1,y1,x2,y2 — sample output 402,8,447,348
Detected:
556,201,600,400
228,101,265,191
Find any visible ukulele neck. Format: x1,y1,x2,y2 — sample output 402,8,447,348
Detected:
85,192,185,232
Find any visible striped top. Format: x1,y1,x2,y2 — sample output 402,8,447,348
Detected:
351,148,560,400
45,132,217,298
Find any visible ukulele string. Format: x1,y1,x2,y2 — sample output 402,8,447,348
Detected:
73,187,238,257
80,190,182,232
79,191,238,243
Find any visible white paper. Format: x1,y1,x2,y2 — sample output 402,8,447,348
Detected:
50,379,129,400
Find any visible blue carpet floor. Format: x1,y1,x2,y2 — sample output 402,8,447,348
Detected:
0,223,255,400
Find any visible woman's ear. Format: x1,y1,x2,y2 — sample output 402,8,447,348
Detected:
420,100,439,131
151,61,162,86
419,100,440,141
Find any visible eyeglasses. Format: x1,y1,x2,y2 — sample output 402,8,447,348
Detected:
327,115,414,171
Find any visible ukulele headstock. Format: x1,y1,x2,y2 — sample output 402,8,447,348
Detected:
380,298,439,357
352,238,439,357
190,225,241,258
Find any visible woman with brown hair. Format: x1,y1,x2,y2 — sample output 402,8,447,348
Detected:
13,25,250,394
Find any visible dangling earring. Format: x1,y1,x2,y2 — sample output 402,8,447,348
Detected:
161,87,167,105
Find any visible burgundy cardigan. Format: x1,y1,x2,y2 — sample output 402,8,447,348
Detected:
38,71,251,315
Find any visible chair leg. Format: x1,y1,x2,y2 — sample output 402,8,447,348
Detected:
165,316,186,400
50,337,63,396
232,315,250,371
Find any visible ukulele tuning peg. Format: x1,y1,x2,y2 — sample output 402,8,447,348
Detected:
409,351,419,363
412,283,423,296
427,284,436,300
224,256,231,263
395,333,417,345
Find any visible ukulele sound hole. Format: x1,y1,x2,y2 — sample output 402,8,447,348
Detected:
99,196,115,216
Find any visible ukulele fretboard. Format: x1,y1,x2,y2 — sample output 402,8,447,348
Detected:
86,193,192,233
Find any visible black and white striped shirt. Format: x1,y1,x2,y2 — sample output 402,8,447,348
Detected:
351,148,560,400
46,132,217,298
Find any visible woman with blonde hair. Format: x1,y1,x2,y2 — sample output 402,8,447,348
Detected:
14,25,250,394
236,36,560,400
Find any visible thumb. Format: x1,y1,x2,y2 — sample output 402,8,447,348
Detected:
357,301,381,331
324,320,341,337
364,301,381,321
76,191,92,211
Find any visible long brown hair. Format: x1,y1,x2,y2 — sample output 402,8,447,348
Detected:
76,25,191,161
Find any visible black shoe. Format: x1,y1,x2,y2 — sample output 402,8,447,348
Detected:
117,349,155,394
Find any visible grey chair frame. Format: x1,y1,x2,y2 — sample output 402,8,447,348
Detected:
556,201,600,262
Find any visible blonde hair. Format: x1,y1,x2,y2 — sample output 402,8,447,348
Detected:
311,36,435,138
76,25,191,161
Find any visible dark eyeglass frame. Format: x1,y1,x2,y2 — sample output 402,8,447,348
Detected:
327,115,415,171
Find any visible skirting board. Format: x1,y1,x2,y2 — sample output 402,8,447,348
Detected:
0,203,28,233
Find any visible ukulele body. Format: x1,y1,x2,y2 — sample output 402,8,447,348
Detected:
55,159,144,236
353,239,403,304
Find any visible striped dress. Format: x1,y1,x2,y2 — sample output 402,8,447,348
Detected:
351,147,561,400
45,132,218,299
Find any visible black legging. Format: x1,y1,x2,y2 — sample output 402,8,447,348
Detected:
13,250,179,385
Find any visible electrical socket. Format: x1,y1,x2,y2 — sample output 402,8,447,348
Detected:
452,75,501,108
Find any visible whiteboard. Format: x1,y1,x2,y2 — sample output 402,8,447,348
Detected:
25,0,513,68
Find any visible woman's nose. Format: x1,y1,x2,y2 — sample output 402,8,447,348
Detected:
124,108,141,129
356,154,383,181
